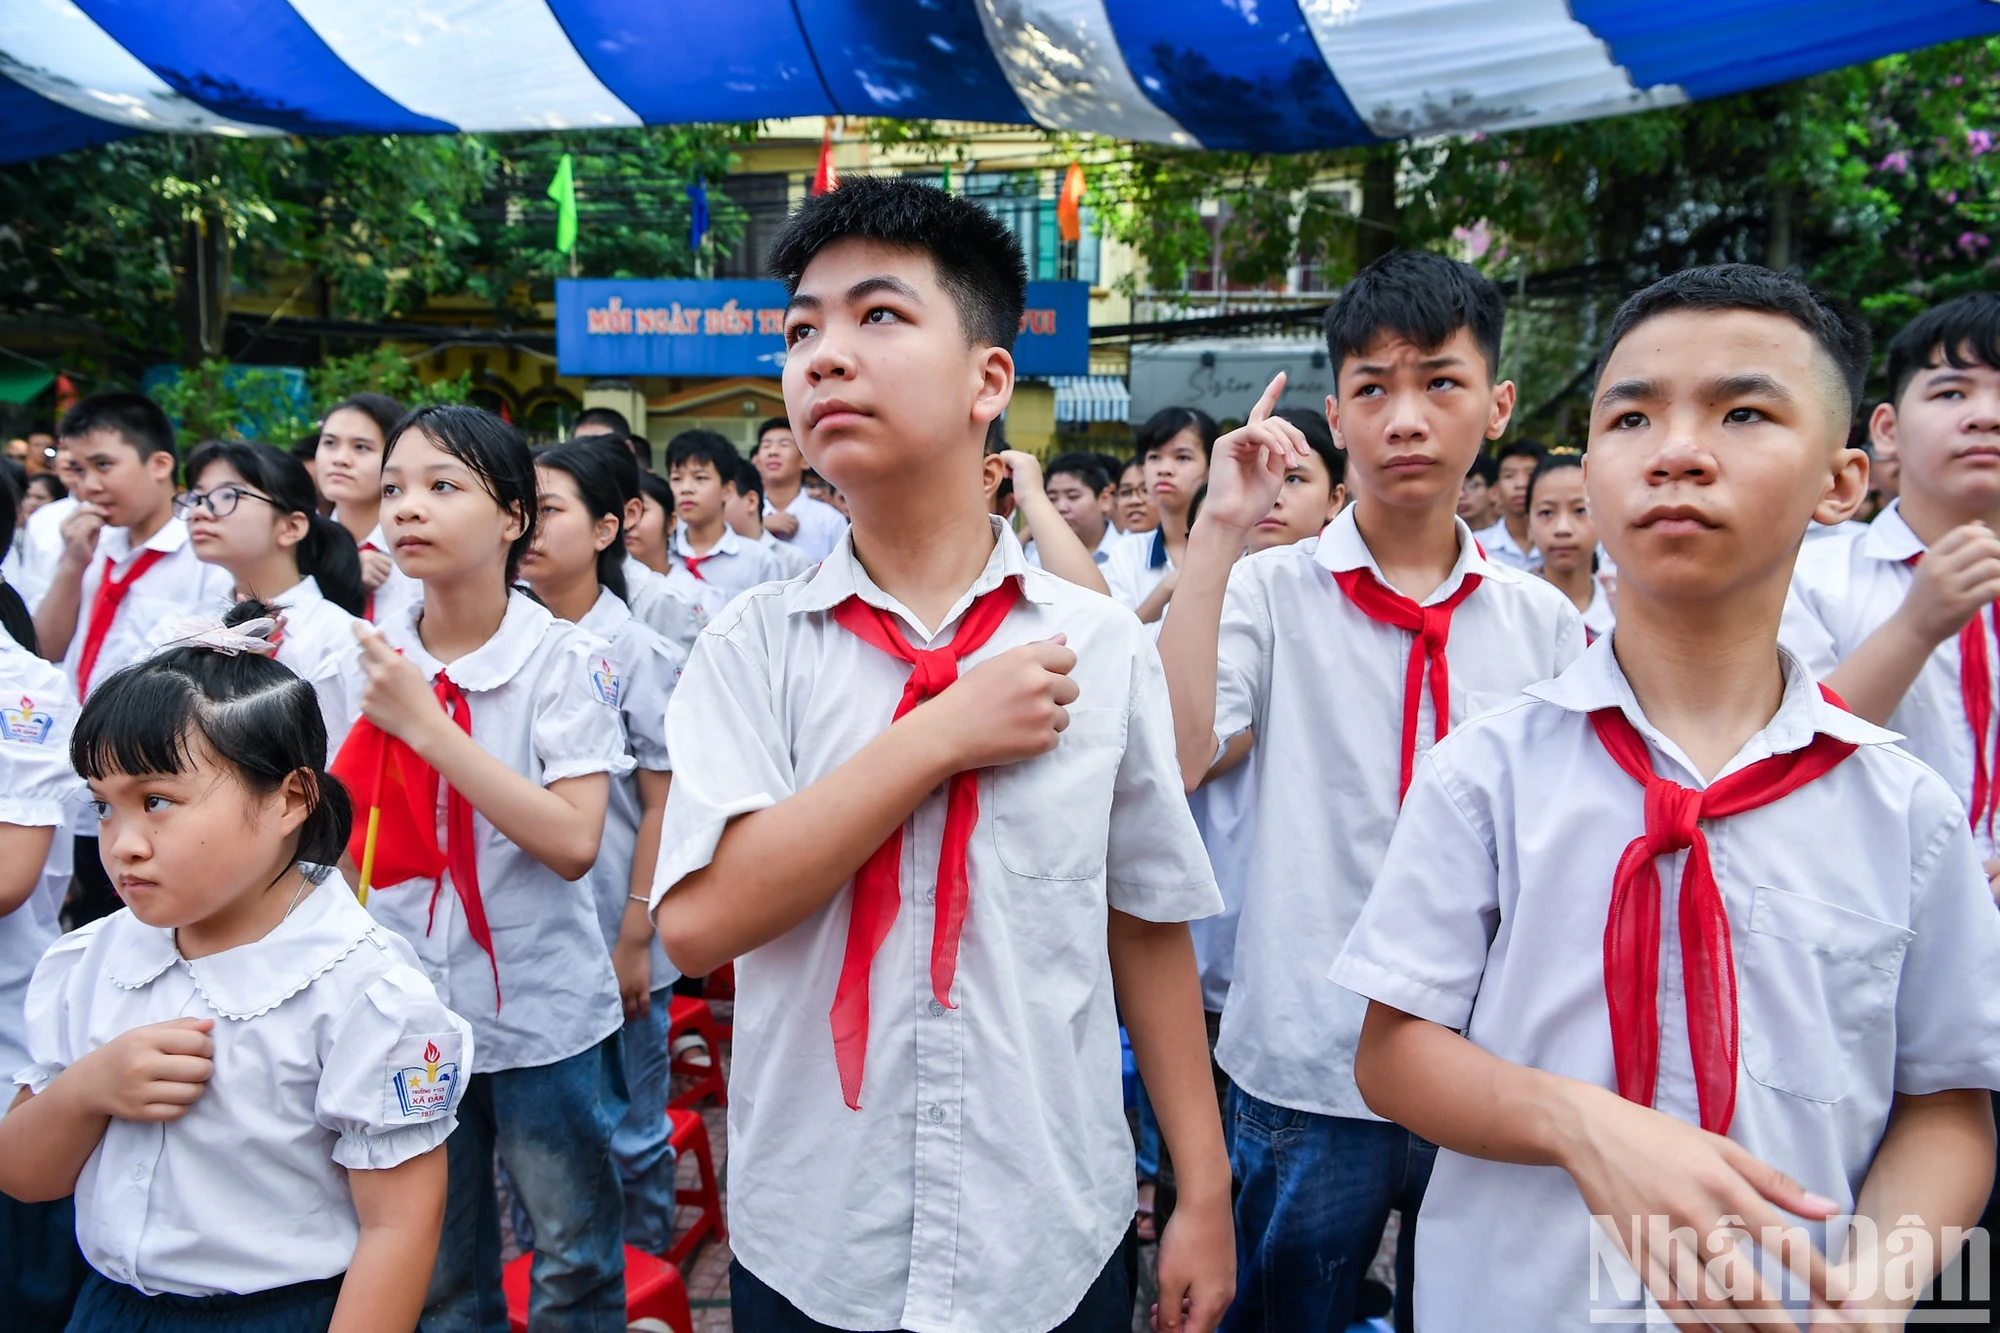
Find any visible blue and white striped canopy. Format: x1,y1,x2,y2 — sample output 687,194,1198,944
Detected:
4,0,1997,164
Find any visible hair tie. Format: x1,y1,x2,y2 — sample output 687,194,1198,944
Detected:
157,613,282,658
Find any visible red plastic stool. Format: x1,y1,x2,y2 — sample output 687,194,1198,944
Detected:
502,1244,691,1333
666,994,727,1110
664,1107,726,1267
704,962,734,1043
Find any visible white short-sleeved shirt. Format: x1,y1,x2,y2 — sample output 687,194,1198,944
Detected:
1579,579,1616,643
10,495,78,612
1331,639,2000,1332
16,879,473,1298
578,588,684,988
354,521,422,629
0,640,81,1082
623,555,704,655
180,577,366,760
758,530,815,579
1025,524,1125,572
667,525,784,611
765,491,849,565
60,518,235,700
366,592,633,1073
650,517,1220,1333
1103,527,1172,614
1784,500,2000,857
1473,516,1542,571
1187,758,1255,1015
1213,505,1584,1118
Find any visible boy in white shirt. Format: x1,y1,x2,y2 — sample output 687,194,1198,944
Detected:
1784,293,2000,889
755,416,850,563
651,176,1234,1333
1473,438,1545,571
726,456,816,579
29,393,231,925
664,429,784,610
1159,249,1582,1332
1333,264,2000,1329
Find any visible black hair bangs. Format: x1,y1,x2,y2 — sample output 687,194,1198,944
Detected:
1324,250,1507,389
1886,292,2000,405
70,661,213,784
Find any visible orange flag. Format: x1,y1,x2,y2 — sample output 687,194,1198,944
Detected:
813,121,840,197
1057,162,1086,243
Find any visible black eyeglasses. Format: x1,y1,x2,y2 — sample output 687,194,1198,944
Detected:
173,485,285,520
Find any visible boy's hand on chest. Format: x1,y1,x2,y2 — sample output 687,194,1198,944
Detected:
913,636,1081,773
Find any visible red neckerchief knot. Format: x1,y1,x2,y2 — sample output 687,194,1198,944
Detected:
1331,566,1481,800
825,579,1021,1109
1590,684,1857,1135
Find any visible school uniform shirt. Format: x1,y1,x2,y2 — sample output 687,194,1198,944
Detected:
1580,579,1616,643
1330,639,2000,1332
1187,758,1255,1015
1212,505,1584,1119
352,519,422,629
765,490,849,565
180,577,367,759
0,640,81,1084
759,529,815,579
624,554,705,655
1024,524,1125,572
578,587,684,989
16,877,474,1298
1784,498,2000,858
667,525,785,610
1473,516,1542,571
60,518,235,700
10,493,77,612
651,517,1220,1333
366,591,634,1074
1103,526,1172,613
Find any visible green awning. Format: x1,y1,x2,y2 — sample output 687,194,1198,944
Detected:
0,364,55,404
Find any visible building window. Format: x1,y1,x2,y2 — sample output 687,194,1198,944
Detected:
714,172,793,280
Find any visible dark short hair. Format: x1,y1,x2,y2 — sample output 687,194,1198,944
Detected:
1323,249,1506,389
1277,407,1344,488
1527,453,1584,507
73,599,352,865
734,455,766,504
1495,439,1546,468
184,439,366,617
574,406,632,437
1134,407,1220,464
322,392,404,445
768,176,1028,351
1885,292,2000,406
59,391,176,463
756,417,794,445
1463,452,1499,487
384,405,539,584
638,469,674,515
533,441,630,605
1045,451,1112,495
1596,264,1872,420
666,429,742,480
570,430,650,473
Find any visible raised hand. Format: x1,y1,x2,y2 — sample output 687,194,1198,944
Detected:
1199,374,1310,535
352,622,447,744
1898,522,2000,647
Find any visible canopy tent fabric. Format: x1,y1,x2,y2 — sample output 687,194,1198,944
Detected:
1050,375,1133,424
3,0,1998,164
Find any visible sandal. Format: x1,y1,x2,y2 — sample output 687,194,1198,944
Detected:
671,1032,713,1069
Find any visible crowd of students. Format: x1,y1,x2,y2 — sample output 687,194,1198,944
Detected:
0,172,1998,1333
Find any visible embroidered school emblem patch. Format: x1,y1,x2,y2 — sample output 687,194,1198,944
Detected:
389,1036,461,1122
590,658,622,708
3,696,54,745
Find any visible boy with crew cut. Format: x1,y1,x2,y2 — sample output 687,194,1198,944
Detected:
664,429,785,612
31,391,232,924
1475,437,1546,570
728,456,815,579
1783,293,2000,891
1457,450,1499,531
650,177,1233,1333
1160,248,1582,1332
1333,265,2000,1329
1036,451,1123,566
755,415,851,562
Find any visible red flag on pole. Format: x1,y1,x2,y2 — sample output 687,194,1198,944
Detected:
1057,163,1086,243
813,120,840,197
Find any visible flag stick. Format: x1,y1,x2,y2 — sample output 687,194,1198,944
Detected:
356,742,388,905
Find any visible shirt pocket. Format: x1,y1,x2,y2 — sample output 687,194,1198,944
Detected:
1739,883,1913,1104
989,707,1126,882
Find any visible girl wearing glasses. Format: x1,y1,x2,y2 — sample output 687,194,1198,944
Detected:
178,440,369,755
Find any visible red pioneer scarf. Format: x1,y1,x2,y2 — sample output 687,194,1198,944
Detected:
1332,567,1482,800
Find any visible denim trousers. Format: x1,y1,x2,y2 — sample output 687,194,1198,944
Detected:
1220,1087,1435,1333
420,1035,629,1333
612,987,679,1254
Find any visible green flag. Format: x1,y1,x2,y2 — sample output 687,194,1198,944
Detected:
547,153,577,255
940,162,953,194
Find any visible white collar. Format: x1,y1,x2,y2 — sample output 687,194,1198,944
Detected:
1859,499,1924,564
100,515,192,563
793,516,1051,639
674,525,744,560
1313,504,1509,602
579,585,631,637
104,873,376,1021
269,575,325,611
392,589,553,692
1525,634,1900,787
1475,517,1526,555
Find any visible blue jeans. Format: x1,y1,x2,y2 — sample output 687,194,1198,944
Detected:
1221,1087,1435,1333
613,987,678,1253
420,1037,629,1333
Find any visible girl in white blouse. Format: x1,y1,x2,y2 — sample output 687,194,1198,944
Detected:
0,605,470,1333
350,406,632,1330
179,440,369,755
